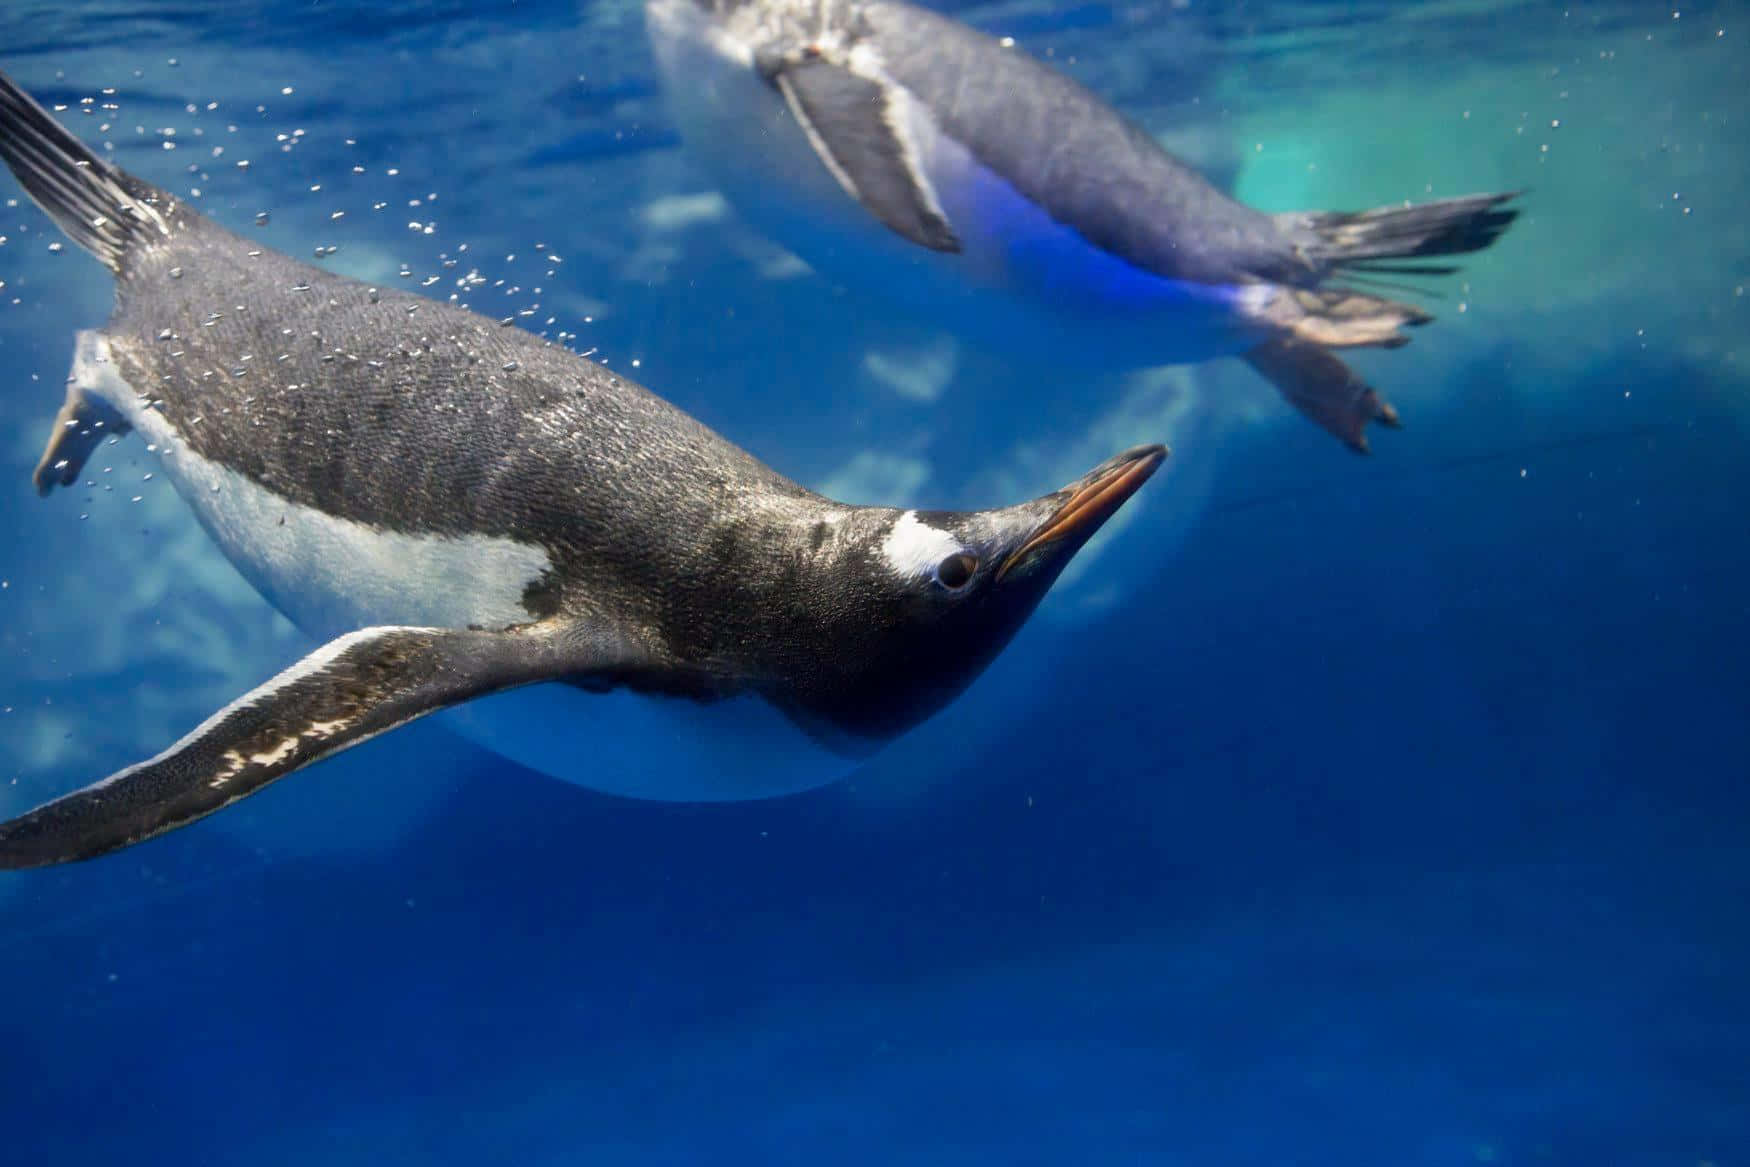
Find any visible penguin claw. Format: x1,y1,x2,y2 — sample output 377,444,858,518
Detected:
1243,337,1402,453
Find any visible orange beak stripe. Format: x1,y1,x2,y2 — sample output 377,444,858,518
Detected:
995,451,1163,581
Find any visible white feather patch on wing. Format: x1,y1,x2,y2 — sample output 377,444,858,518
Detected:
775,71,865,203
84,625,437,794
845,41,956,235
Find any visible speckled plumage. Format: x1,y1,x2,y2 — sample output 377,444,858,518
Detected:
0,65,1163,866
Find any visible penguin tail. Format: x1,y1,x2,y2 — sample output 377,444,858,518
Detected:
1283,190,1521,268
1243,192,1518,452
1251,191,1519,351
0,69,177,273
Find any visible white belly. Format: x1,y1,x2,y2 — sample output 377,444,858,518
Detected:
444,682,861,801
77,331,864,801
646,0,1265,367
81,331,550,641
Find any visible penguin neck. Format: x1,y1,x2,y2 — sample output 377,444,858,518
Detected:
651,489,870,672
717,496,954,751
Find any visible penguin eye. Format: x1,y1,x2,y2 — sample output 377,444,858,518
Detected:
934,552,979,590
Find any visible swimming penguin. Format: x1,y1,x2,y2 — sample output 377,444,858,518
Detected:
0,69,1164,868
645,0,1521,452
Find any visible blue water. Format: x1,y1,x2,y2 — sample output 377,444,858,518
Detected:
1,1,1745,1163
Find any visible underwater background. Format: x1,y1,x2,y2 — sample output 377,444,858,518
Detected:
0,0,1745,1162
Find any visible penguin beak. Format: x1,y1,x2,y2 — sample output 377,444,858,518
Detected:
996,444,1168,581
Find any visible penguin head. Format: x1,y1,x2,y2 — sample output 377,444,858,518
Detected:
790,444,1166,744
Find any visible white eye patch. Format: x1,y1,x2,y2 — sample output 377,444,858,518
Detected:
880,510,965,579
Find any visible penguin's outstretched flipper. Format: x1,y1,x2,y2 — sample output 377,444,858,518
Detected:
764,56,960,253
0,622,632,868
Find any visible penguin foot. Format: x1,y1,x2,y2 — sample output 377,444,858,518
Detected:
1243,338,1399,454
33,377,131,496
1260,286,1433,350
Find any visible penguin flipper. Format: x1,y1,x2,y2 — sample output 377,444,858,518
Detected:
1243,338,1401,454
0,621,629,868
769,58,961,253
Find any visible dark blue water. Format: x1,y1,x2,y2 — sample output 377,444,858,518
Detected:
1,2,1745,1163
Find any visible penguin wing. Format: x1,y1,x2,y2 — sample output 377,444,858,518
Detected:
0,620,640,868
769,57,961,253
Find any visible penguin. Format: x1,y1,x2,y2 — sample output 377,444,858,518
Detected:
645,0,1521,452
0,68,1165,868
